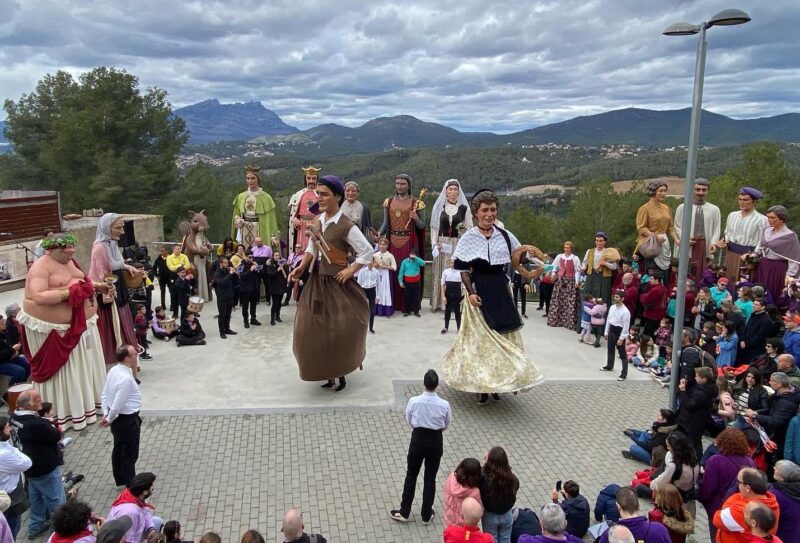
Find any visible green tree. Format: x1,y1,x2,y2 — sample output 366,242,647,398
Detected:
504,207,564,253
159,164,234,243
2,67,187,212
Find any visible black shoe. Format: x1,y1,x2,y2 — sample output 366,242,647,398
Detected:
281,301,289,307
621,450,635,460
599,366,613,372
618,376,627,381
491,393,501,401
415,313,421,318
477,394,489,405
250,319,262,326
440,328,448,334
276,316,283,322
370,329,375,334
197,340,206,345
244,322,250,329
68,474,85,486
225,330,238,335
623,429,636,439
270,319,275,325
421,510,436,525
63,470,73,483
403,313,410,317
335,376,347,391
135,378,141,385
220,333,227,339
321,381,334,389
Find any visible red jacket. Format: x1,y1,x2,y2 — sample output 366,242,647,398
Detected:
641,283,668,320
713,492,780,543
443,525,494,543
623,285,639,317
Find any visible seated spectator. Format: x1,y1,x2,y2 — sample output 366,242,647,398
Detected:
444,458,482,527
519,503,581,543
598,486,670,543
97,517,133,543
239,530,265,543
198,534,220,543
745,371,800,461
151,307,177,342
650,433,700,516
710,277,732,307
698,428,756,541
743,502,783,543
622,408,677,464
593,484,621,525
47,499,98,543
776,354,800,388
647,483,694,543
550,481,589,538
443,497,493,543
716,377,737,423
770,460,800,543
106,473,162,543
731,368,770,430
750,338,782,383
698,321,717,358
511,507,541,543
606,525,635,543
713,468,779,543
281,508,326,543
175,312,206,347
161,521,188,543
0,313,31,386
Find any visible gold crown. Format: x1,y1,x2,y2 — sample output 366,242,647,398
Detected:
245,165,261,173
302,166,321,174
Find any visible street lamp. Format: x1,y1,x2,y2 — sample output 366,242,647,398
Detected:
663,9,750,410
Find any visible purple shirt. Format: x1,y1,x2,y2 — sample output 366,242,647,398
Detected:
106,503,156,543
250,245,273,258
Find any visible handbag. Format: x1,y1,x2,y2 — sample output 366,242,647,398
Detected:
639,234,663,259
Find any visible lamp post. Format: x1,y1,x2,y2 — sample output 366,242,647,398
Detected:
663,9,750,410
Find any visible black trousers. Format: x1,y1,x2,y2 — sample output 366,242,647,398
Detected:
538,282,554,313
362,287,376,331
175,332,204,346
403,282,421,314
513,284,528,315
259,274,271,304
158,279,170,308
217,298,233,333
240,290,258,323
444,294,462,330
606,324,628,377
400,428,443,519
270,294,283,320
111,412,141,486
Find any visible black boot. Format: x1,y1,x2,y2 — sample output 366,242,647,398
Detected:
335,376,347,391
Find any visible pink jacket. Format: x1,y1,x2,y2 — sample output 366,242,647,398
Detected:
443,472,482,527
626,339,640,359
589,303,607,326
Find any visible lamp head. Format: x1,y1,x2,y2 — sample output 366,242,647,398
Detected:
663,22,701,36
709,9,751,26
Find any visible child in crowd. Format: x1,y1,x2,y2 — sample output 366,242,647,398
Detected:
175,311,206,347
172,267,191,319
647,484,694,543
621,408,677,464
632,334,655,371
714,322,738,368
697,321,717,358
373,237,397,317
579,294,595,345
398,249,425,317
588,297,607,348
625,326,641,368
133,304,153,360
651,346,672,387
151,306,178,341
653,318,672,358
716,377,737,423
710,277,732,307
784,313,800,362
736,286,754,322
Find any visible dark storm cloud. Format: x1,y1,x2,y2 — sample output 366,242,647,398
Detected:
0,0,797,132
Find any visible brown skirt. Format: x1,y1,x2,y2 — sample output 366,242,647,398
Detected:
293,272,369,381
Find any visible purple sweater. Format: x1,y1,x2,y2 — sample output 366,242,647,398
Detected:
697,453,755,520
771,482,800,543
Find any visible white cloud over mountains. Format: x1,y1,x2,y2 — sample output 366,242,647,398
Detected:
1,0,797,132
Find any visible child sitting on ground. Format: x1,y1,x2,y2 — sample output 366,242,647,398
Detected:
151,306,178,341
175,311,206,347
625,326,641,366
579,294,595,345
632,334,656,371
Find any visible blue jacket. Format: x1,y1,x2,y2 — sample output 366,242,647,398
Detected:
715,333,738,368
785,415,800,465
594,484,620,523
561,495,590,538
784,328,800,363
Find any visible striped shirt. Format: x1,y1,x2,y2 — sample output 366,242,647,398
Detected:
723,210,768,248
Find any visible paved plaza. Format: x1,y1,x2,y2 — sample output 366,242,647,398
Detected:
0,288,710,542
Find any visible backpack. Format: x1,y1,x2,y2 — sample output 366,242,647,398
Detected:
686,345,717,374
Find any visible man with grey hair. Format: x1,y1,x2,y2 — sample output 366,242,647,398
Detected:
674,177,720,278
3,303,21,346
607,525,635,543
776,353,800,388
772,459,800,542
746,371,800,462
281,508,326,543
517,503,582,542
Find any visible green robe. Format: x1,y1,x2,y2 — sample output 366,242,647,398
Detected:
231,190,279,244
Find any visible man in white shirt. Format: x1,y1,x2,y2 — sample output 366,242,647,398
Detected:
0,415,31,537
356,262,379,334
601,291,631,382
101,345,143,487
390,370,452,524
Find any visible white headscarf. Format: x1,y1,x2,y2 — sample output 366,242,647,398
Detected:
94,213,126,271
430,178,471,229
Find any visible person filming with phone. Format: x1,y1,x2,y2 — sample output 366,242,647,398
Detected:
550,480,590,539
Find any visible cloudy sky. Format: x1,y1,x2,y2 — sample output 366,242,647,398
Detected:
1,0,798,133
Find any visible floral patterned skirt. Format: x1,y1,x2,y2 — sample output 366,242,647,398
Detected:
442,301,543,393
547,276,580,329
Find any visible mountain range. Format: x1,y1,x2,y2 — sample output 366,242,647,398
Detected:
178,100,800,152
